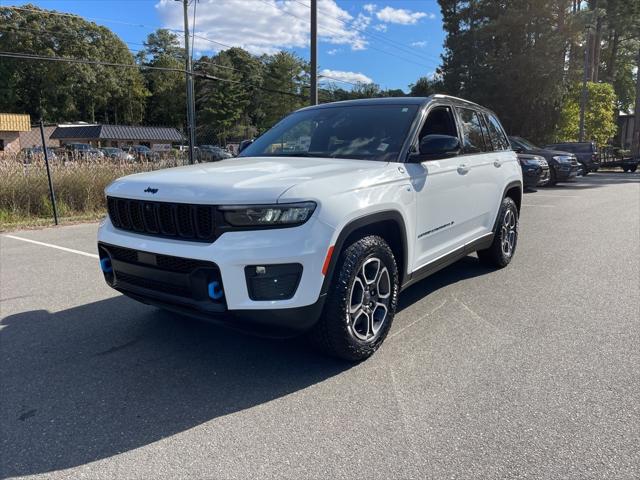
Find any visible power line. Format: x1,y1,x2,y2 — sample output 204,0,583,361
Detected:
289,0,442,64
0,51,307,99
254,0,435,70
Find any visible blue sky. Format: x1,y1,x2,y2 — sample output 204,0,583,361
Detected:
9,0,445,92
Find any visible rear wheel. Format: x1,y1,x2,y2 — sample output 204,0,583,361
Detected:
630,165,638,173
310,235,399,362
547,166,557,186
477,197,519,268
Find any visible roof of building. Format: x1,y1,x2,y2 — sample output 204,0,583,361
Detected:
0,113,31,132
51,124,184,141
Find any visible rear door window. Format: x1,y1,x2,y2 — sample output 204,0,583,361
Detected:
484,113,510,150
457,107,489,154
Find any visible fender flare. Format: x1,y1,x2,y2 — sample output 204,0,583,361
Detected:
320,210,409,296
490,180,523,232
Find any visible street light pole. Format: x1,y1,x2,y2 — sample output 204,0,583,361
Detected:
180,0,196,164
310,0,318,105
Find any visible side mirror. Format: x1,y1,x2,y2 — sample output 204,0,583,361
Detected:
512,145,523,153
410,134,461,162
239,139,254,153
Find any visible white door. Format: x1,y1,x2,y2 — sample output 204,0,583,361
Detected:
454,106,502,237
409,104,477,270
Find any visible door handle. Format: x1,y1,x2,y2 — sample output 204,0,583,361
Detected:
493,160,502,168
457,163,470,175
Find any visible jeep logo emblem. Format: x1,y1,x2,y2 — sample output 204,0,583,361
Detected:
144,187,158,194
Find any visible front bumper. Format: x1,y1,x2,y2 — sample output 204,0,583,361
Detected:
521,165,549,188
554,163,578,181
97,216,335,329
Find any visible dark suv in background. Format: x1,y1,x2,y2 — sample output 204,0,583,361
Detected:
544,142,600,175
509,136,579,186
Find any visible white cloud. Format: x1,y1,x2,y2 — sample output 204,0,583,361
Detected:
327,48,340,55
376,6,429,25
155,0,369,55
319,68,373,85
373,24,387,32
410,41,427,48
363,3,377,13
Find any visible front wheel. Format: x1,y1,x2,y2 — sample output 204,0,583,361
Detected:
547,166,557,186
477,197,519,268
310,235,399,362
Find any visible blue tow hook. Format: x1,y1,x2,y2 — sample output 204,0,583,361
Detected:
208,281,224,300
100,257,113,273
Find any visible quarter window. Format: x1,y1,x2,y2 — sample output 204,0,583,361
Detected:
484,113,510,150
457,108,488,154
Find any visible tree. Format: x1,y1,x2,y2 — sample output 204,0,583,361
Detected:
137,29,185,129
409,76,444,97
557,81,618,146
437,0,575,143
0,4,148,123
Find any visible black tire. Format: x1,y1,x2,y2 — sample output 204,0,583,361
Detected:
477,197,519,268
547,166,557,186
630,165,638,173
622,166,630,172
309,235,399,362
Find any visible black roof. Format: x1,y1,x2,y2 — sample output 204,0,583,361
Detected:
298,94,483,111
51,124,184,142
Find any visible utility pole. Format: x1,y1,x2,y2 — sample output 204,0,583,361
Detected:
578,26,591,143
310,0,318,105
180,0,196,164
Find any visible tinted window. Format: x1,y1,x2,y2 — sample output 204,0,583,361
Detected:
418,106,458,140
240,104,419,162
484,113,510,150
509,136,538,150
550,143,594,153
457,108,488,153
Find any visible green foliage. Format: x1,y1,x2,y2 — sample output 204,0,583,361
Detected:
0,4,148,123
137,29,185,130
557,82,618,146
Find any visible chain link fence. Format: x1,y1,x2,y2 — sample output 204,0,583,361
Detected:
0,123,214,230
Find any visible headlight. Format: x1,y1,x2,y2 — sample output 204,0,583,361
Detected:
220,202,316,227
553,155,572,163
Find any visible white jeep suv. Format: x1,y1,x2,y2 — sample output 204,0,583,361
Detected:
98,95,522,361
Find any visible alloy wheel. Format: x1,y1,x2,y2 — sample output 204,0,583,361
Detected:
348,257,391,342
501,208,517,257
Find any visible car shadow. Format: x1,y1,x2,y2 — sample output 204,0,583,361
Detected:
397,255,493,312
0,297,349,478
539,171,640,191
1,254,492,477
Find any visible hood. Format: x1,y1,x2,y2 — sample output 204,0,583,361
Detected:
106,156,386,204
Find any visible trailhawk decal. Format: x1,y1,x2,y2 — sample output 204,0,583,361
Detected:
418,221,455,239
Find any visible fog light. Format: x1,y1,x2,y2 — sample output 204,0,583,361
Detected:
245,264,302,301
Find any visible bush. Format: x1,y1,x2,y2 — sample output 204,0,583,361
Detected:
0,154,188,229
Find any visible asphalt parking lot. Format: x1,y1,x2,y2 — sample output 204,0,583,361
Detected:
1,172,639,479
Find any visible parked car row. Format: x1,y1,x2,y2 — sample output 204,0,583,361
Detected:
509,136,589,188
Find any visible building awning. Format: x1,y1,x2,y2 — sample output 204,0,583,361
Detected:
0,113,31,132
51,124,184,142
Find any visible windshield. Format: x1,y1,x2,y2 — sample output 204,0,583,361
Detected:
240,104,419,161
510,136,538,150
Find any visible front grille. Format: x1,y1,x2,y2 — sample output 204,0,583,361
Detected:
98,243,225,309
107,197,216,242
106,244,214,273
116,272,192,298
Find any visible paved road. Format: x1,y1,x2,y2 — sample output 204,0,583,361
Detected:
1,172,639,479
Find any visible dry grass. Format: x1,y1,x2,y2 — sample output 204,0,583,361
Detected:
0,154,188,230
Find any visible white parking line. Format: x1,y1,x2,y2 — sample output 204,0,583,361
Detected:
527,194,578,198
2,234,98,259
